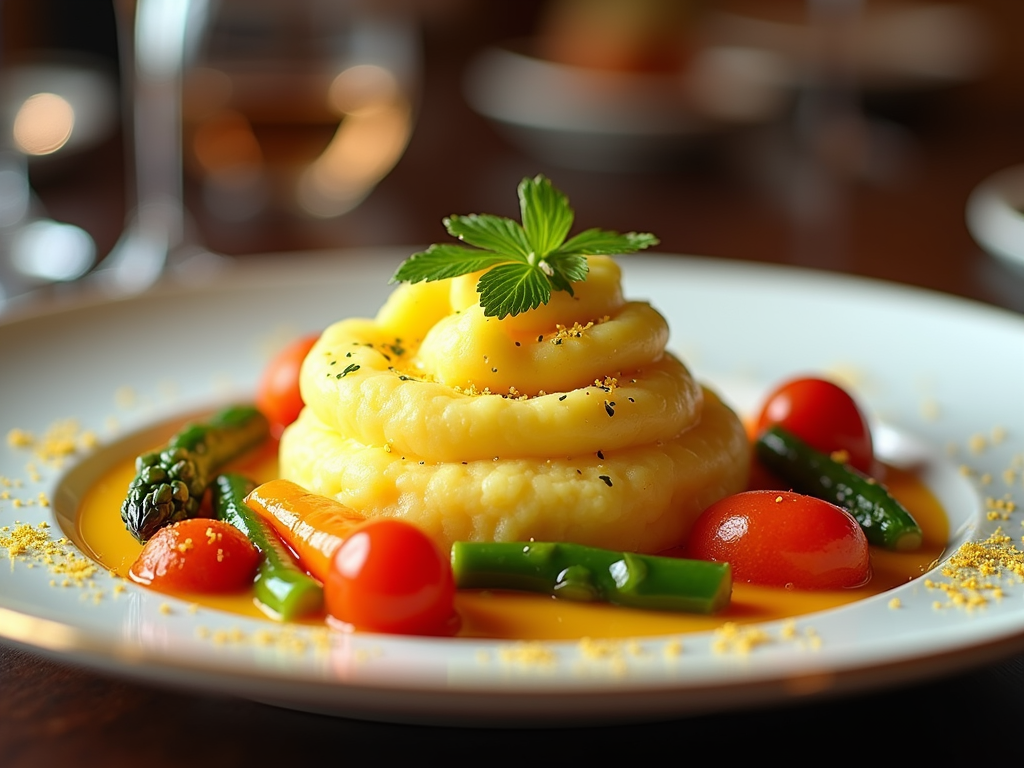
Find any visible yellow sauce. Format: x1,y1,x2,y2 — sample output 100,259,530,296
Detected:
73,437,948,640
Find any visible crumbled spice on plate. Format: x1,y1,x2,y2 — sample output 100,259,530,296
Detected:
496,641,558,667
925,528,1024,610
0,521,99,585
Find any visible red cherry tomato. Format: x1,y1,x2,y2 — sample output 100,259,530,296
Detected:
685,490,870,590
129,518,260,593
325,519,456,635
755,376,874,474
256,333,319,435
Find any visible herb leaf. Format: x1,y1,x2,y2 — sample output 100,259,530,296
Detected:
555,228,660,257
444,214,531,258
388,243,512,283
520,175,573,255
544,253,588,296
391,175,658,319
477,263,552,320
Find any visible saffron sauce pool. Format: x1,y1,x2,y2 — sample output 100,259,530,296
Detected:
72,436,948,641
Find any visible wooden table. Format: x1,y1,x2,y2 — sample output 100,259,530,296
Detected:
5,2,1024,764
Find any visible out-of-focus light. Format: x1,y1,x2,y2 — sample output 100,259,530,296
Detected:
299,65,412,218
327,64,401,117
191,109,268,221
192,110,263,173
298,101,412,217
11,219,96,282
13,92,75,155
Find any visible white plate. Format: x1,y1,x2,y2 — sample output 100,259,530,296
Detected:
1,249,1022,727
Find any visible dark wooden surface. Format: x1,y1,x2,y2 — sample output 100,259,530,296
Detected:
4,2,1024,765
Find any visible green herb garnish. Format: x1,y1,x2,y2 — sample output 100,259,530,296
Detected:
391,175,658,319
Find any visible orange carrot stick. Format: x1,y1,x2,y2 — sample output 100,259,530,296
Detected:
244,479,366,583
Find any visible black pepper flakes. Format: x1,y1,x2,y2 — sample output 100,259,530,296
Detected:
599,475,613,487
604,401,615,417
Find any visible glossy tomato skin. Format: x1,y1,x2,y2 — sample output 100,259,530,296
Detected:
755,376,875,474
129,518,260,593
685,490,870,590
256,333,320,436
325,519,456,636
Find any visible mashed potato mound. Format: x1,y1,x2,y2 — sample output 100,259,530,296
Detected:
280,256,749,553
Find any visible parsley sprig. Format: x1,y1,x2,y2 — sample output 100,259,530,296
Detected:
391,175,659,319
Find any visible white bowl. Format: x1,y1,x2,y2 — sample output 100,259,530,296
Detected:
966,164,1024,270
705,2,993,93
463,39,792,171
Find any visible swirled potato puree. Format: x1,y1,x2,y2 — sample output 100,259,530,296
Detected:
281,255,750,554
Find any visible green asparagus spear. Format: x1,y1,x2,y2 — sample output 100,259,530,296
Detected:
451,541,732,614
212,473,323,621
121,405,270,543
755,425,923,551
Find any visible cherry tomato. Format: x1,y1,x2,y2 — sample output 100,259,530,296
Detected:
129,518,260,593
685,490,870,590
325,519,456,635
256,333,320,436
755,376,874,474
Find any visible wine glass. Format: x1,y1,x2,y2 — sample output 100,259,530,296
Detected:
103,0,419,294
789,0,918,268
788,0,865,270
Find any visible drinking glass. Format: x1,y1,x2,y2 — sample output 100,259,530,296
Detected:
105,0,419,292
788,0,864,270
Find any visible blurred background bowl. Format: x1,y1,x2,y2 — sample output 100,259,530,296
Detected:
463,39,793,172
966,163,1024,272
705,1,993,95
